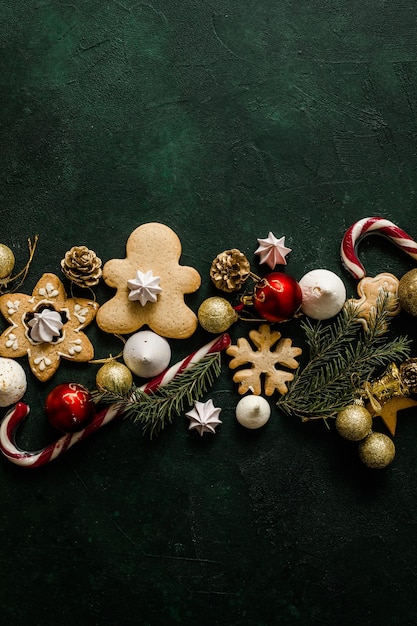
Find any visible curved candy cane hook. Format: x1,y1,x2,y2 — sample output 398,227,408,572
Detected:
0,402,121,468
0,333,231,468
341,217,417,280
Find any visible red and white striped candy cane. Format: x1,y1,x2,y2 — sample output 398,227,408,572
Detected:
0,402,121,468
0,333,231,468
341,216,417,279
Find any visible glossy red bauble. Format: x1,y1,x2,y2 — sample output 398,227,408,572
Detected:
253,272,302,323
45,383,95,433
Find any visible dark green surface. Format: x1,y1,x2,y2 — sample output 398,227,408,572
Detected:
2,2,417,624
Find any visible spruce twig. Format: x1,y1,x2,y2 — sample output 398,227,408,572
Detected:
92,352,222,437
276,293,411,421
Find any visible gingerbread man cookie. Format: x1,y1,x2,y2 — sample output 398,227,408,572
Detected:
0,273,99,382
96,223,201,339
346,272,401,333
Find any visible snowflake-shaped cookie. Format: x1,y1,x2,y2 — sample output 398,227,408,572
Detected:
226,324,302,396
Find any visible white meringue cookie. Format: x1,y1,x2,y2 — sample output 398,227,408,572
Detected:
27,309,63,343
127,269,162,306
299,269,346,320
0,358,27,407
123,330,171,378
236,395,271,429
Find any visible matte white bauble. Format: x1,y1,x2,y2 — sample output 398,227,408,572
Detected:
0,358,27,407
299,269,346,320
236,395,271,429
123,330,171,378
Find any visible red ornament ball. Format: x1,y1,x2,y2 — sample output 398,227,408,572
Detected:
45,383,95,433
254,272,302,323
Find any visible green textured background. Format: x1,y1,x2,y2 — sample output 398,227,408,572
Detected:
2,2,417,625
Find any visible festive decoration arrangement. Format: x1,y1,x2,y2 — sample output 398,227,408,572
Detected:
276,295,411,422
0,334,231,466
93,333,231,437
2,216,417,471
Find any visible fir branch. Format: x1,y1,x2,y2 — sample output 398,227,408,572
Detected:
276,293,411,421
92,352,222,437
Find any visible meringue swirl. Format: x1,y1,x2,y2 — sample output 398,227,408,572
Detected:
28,308,63,343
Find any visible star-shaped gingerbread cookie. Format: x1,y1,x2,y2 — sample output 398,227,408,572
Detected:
0,273,98,381
96,223,201,339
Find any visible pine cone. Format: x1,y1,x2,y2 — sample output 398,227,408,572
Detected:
61,246,102,288
400,358,417,394
210,249,250,293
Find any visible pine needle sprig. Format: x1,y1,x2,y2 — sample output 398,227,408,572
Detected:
276,293,411,421
92,352,222,437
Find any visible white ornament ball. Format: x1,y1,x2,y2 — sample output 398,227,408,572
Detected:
236,395,271,429
123,330,171,378
0,358,27,407
299,269,346,320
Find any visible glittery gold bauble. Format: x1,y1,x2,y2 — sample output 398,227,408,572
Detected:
198,297,239,333
96,361,133,394
358,432,395,469
398,269,417,316
0,244,15,280
335,404,373,441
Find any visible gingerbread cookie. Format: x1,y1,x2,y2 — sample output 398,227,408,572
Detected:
346,272,401,333
96,223,201,339
0,273,99,382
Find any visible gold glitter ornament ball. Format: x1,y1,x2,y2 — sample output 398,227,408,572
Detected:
398,269,417,316
198,297,239,333
96,360,133,394
335,404,373,441
358,432,395,469
0,244,15,280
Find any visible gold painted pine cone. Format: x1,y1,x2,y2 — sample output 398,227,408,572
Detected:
399,358,417,395
210,248,250,293
61,245,102,288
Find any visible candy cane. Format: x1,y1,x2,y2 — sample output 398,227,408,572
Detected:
0,333,231,468
0,402,121,468
341,217,417,279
